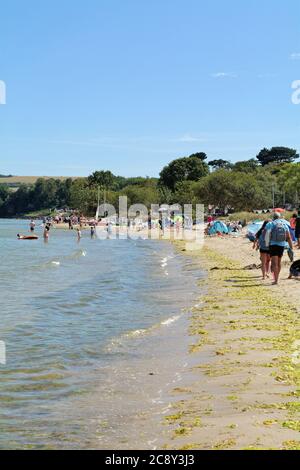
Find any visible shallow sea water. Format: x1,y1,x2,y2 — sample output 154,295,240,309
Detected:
0,219,203,449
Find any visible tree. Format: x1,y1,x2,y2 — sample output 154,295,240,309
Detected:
159,156,209,191
189,152,207,161
30,178,61,210
88,171,117,189
195,170,271,211
1,184,31,216
256,147,299,166
277,163,300,206
173,181,198,206
232,159,259,173
208,159,233,170
121,185,159,207
0,184,9,215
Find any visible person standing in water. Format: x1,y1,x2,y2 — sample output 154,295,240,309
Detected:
265,212,293,285
77,228,82,242
29,219,36,232
43,223,50,241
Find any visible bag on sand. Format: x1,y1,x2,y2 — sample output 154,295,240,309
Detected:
271,222,287,243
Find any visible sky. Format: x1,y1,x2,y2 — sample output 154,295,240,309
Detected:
0,0,300,177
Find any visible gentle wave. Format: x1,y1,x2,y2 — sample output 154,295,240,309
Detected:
31,249,87,270
105,313,184,352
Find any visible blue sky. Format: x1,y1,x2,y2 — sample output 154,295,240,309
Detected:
0,0,300,177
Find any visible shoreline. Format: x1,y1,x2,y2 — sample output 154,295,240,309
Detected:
163,235,300,450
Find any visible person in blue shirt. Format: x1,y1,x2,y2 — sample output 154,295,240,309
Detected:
253,219,271,280
265,213,293,285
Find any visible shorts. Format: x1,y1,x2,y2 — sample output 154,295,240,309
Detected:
260,249,270,254
269,245,285,258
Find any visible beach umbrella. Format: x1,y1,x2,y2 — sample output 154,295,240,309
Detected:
273,208,285,213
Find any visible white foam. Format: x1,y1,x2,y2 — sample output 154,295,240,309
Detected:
161,315,180,326
51,261,60,266
125,328,148,338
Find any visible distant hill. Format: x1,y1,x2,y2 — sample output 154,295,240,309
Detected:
0,175,78,187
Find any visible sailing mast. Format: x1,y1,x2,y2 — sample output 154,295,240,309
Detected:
95,187,107,221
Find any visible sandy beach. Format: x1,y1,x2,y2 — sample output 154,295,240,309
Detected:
164,233,300,450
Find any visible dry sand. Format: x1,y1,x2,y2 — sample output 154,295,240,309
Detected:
163,233,300,450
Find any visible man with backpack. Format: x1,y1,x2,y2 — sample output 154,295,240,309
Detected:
265,212,293,285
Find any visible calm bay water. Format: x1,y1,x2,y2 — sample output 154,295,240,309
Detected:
0,219,203,449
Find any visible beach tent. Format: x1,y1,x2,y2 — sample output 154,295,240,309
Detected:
208,220,229,235
247,220,264,241
247,219,296,242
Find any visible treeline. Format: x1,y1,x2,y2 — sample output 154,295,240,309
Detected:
0,146,300,217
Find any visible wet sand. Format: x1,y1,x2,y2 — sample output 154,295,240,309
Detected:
163,234,300,450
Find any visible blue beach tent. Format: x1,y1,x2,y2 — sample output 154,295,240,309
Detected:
247,220,264,241
247,219,296,242
208,220,229,235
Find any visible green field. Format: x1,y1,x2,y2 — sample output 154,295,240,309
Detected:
0,176,77,187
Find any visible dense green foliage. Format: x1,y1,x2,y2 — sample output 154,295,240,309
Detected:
159,153,209,191
256,147,299,166
1,146,300,217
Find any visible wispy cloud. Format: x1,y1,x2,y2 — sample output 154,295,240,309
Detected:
290,52,300,60
211,72,237,79
175,133,207,143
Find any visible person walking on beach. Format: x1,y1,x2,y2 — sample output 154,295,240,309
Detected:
253,220,270,280
265,212,293,285
290,213,297,230
295,210,300,249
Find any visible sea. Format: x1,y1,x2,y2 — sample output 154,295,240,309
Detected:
0,219,203,449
